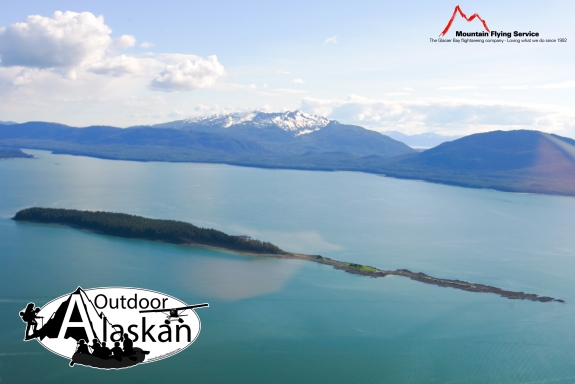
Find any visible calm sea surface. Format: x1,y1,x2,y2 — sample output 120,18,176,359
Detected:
2,150,575,383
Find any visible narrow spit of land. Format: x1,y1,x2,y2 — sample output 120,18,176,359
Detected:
13,207,564,303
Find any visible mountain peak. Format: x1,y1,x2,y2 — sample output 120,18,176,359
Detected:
162,110,331,136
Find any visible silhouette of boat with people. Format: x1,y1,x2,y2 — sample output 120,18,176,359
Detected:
70,333,150,369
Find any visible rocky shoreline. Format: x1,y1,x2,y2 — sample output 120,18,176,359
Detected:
185,247,564,303
284,253,564,303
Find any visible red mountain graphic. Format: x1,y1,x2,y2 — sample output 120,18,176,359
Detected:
439,5,490,37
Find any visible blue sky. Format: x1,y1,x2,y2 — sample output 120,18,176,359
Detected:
0,0,573,137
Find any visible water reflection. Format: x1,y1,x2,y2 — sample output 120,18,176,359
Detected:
225,227,344,254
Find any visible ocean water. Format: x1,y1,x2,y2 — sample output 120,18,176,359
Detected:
1,149,575,383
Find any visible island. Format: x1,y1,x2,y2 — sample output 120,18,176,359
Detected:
0,147,33,159
13,207,564,303
13,207,284,255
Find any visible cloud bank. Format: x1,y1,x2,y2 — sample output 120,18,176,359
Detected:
300,95,575,135
0,11,225,91
0,11,111,69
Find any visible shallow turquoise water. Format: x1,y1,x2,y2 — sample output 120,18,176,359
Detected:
1,150,575,383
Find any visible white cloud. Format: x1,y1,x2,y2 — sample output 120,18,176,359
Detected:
263,88,307,95
149,55,225,92
0,12,170,84
438,86,477,90
168,109,186,118
291,78,305,84
195,103,220,112
0,12,234,126
403,87,414,91
501,86,528,90
112,34,136,48
89,55,142,76
324,36,337,44
123,95,167,107
384,92,410,96
537,81,575,89
0,11,111,69
140,41,154,48
0,11,162,83
11,68,37,85
211,81,306,96
277,70,290,75
300,95,575,135
156,53,202,62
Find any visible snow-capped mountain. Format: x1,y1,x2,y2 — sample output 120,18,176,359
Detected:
155,110,331,136
1,114,417,165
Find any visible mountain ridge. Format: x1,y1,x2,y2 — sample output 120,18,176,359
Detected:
0,111,415,159
152,110,331,136
379,130,575,195
1,113,575,196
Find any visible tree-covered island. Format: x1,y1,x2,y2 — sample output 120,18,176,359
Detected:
13,207,565,303
13,207,285,255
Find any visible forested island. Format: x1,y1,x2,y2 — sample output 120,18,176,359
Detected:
13,207,285,255
13,207,564,303
0,147,33,159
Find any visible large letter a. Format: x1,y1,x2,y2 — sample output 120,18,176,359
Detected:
57,295,96,341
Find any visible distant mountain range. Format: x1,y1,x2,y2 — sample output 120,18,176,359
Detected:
382,131,462,148
1,111,574,196
0,111,415,161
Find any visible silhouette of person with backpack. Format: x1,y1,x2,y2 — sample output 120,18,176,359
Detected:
19,303,42,340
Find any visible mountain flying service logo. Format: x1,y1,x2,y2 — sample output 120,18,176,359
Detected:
439,5,490,37
434,6,543,40
19,287,208,369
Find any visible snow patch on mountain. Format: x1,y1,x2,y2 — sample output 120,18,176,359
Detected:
176,110,331,135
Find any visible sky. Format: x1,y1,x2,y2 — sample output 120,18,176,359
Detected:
0,0,573,137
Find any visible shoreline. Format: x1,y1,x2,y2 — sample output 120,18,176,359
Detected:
16,148,575,198
18,219,563,303
214,248,563,303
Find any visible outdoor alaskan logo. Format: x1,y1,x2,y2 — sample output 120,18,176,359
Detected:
19,287,208,369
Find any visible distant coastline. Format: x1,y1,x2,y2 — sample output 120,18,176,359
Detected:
9,146,575,198
2,120,575,196
13,207,565,303
0,147,33,160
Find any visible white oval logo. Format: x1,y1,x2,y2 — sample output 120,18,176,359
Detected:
19,287,208,369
